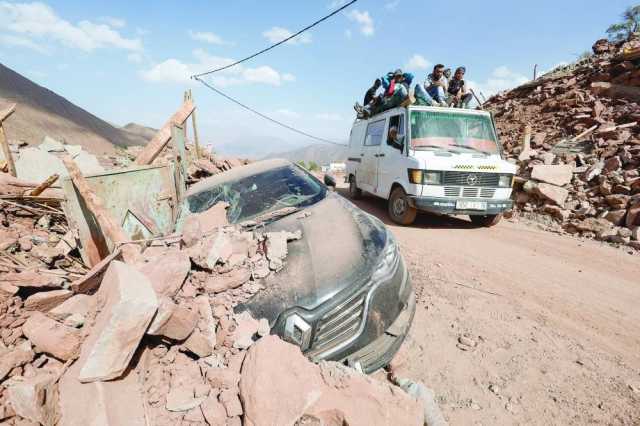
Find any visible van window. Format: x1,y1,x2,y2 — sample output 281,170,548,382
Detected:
387,114,405,147
364,120,385,146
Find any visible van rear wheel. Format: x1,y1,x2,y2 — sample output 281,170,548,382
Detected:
388,187,417,225
470,213,502,227
349,175,362,199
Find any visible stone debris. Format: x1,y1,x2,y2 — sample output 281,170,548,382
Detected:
486,35,640,249
22,312,81,361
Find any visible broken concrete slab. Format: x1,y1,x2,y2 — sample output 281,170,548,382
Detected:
7,372,60,426
531,164,573,186
22,312,82,361
78,261,158,382
39,136,65,152
240,336,424,426
24,289,73,312
139,250,190,298
534,183,569,207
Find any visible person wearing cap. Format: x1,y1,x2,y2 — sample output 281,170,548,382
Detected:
355,69,413,118
448,67,473,108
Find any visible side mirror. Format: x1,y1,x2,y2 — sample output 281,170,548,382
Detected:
323,174,337,188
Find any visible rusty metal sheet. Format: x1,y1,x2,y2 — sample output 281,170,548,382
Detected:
62,164,179,265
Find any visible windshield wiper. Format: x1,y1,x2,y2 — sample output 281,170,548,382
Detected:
449,144,492,155
413,144,457,152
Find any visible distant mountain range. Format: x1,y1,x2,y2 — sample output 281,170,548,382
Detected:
0,62,152,154
262,143,348,165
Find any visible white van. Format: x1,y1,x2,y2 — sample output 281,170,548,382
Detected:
346,105,516,226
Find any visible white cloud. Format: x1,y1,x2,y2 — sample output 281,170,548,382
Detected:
346,9,374,36
140,49,295,87
0,33,48,53
315,112,342,121
100,16,126,28
262,27,311,45
0,2,142,52
405,54,430,70
275,109,300,119
188,30,231,45
467,66,529,98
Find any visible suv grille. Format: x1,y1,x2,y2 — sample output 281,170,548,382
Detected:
312,290,367,354
443,171,500,187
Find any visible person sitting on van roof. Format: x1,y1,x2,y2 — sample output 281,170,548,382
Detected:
448,67,473,108
364,78,382,106
425,64,448,106
354,69,413,118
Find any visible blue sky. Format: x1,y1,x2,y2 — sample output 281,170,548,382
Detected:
0,0,633,157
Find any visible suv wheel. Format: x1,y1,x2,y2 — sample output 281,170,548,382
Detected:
470,213,502,227
349,175,362,199
388,187,417,225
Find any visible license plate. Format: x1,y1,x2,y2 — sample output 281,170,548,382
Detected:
456,200,487,210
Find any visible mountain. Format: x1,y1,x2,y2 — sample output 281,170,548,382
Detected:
121,122,158,141
0,62,151,154
262,143,348,165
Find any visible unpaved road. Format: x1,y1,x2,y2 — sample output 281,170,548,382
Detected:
337,188,640,425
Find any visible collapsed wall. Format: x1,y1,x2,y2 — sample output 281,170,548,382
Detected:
486,36,640,249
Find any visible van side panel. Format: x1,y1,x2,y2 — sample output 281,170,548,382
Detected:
346,121,367,180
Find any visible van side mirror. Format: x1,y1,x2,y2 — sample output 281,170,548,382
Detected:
323,174,337,188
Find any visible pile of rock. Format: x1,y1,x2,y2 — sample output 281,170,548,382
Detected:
486,36,640,250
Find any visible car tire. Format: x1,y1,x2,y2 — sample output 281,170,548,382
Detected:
349,175,362,199
388,187,417,225
470,213,502,227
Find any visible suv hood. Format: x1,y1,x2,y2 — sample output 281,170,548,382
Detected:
238,192,386,323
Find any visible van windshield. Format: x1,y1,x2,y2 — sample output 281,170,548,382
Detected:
409,110,499,155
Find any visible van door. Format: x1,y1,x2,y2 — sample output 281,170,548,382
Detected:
377,113,407,198
360,119,386,192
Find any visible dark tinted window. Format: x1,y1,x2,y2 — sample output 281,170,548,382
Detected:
187,165,326,223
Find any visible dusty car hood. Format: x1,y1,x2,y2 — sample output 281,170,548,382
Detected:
239,192,386,323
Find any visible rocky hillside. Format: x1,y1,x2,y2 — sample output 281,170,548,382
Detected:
0,62,150,155
263,143,348,165
486,36,640,249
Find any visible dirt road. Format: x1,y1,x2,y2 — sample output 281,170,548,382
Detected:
338,188,640,425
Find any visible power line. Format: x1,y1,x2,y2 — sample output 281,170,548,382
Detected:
191,0,357,78
194,76,347,146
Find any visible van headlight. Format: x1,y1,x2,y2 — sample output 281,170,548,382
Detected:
408,169,442,185
498,174,513,187
371,231,399,283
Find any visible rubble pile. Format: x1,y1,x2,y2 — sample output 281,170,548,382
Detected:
486,36,640,249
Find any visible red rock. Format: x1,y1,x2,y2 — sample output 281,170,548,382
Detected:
206,367,240,390
22,312,82,361
605,194,630,209
187,202,229,235
139,250,190,297
166,385,206,412
603,156,622,172
220,389,243,417
49,294,95,321
626,205,640,228
0,342,34,382
204,268,251,293
231,311,260,350
534,183,569,207
24,289,73,312
147,298,198,341
78,261,158,383
200,395,227,426
183,330,213,358
531,165,573,186
605,210,627,226
239,336,424,426
7,372,59,425
0,271,63,289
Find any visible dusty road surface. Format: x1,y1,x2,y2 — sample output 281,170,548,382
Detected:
336,187,640,426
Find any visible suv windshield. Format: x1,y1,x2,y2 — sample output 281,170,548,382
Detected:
186,165,326,223
409,110,499,155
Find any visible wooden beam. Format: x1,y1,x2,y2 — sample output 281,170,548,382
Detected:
27,174,59,196
135,100,195,165
0,125,16,177
62,156,140,264
190,90,201,159
0,104,16,123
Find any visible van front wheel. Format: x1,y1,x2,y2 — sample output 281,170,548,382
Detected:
470,214,502,227
388,187,417,225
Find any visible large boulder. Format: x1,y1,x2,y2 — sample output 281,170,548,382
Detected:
531,164,573,186
239,336,424,426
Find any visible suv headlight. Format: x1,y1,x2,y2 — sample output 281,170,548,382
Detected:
370,231,399,283
498,174,513,187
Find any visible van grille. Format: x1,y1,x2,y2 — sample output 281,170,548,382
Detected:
444,187,461,197
462,187,479,198
443,171,500,186
480,188,496,198
312,290,367,354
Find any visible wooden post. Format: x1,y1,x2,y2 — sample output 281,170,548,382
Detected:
28,174,59,196
135,100,195,165
533,64,538,80
0,104,17,177
190,91,201,159
62,156,140,264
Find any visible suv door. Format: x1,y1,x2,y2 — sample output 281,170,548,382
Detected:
360,119,385,192
377,113,406,198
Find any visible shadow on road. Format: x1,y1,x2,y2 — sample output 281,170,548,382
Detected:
335,188,477,230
